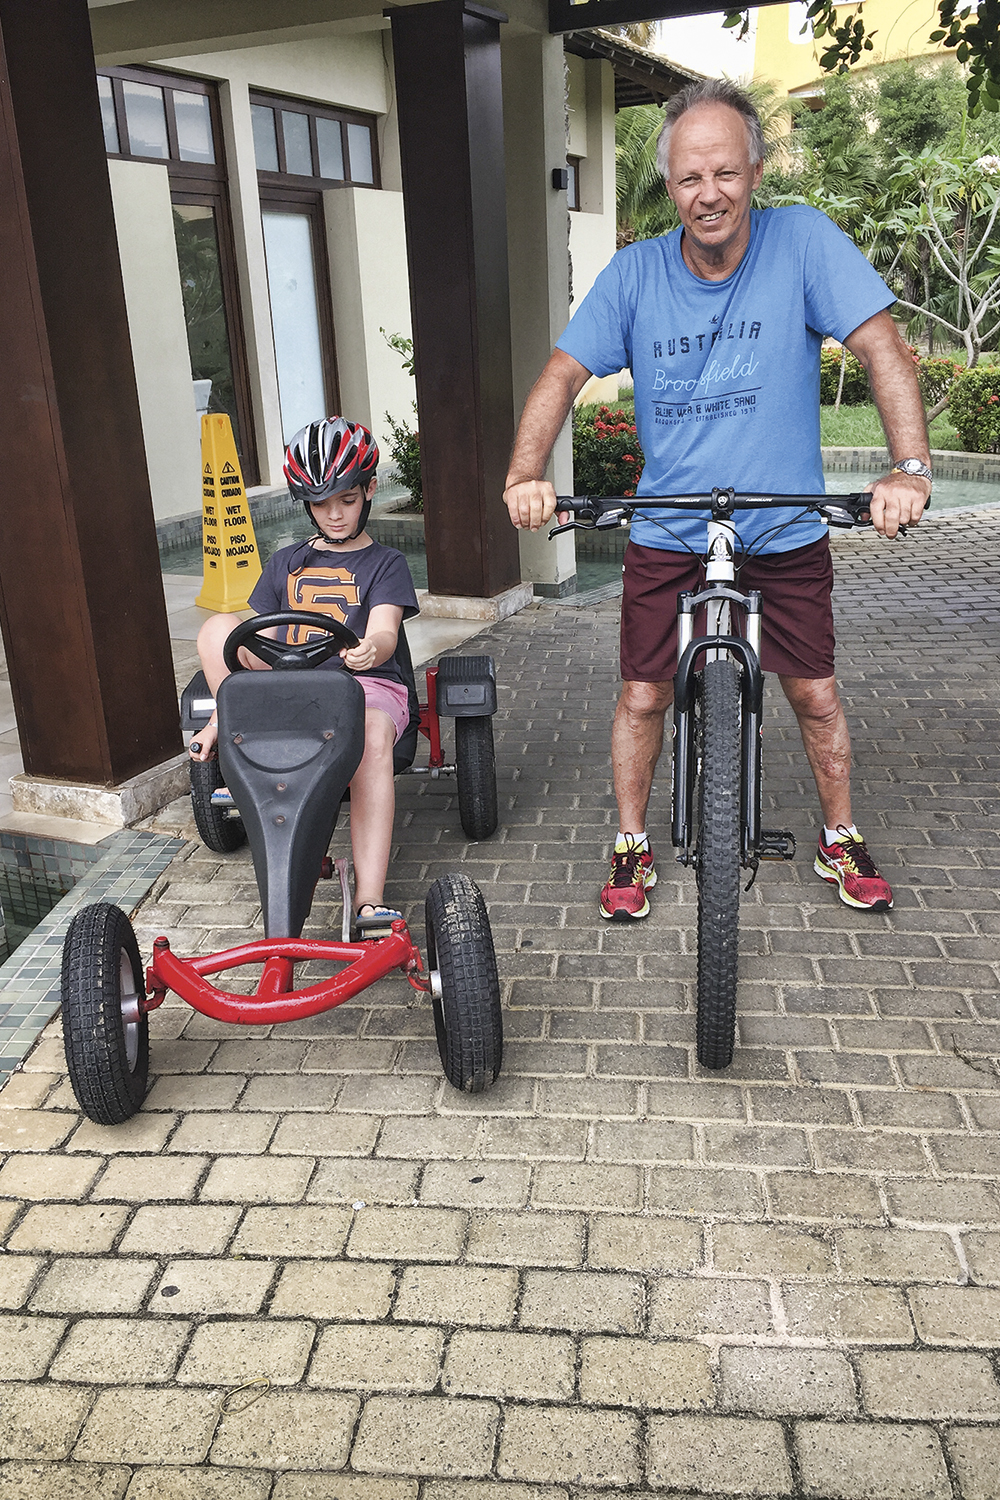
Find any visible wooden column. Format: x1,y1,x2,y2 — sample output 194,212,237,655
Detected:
389,0,521,599
0,0,181,784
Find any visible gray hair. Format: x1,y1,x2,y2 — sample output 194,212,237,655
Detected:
657,79,766,181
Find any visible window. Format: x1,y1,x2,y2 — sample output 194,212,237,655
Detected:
249,91,379,188
567,156,581,212
98,67,258,484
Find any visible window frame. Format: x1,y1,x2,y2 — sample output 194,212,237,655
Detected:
567,155,582,212
249,88,380,191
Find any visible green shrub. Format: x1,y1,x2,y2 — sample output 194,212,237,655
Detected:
384,408,422,510
572,404,645,497
947,366,1000,453
820,346,870,405
918,355,962,408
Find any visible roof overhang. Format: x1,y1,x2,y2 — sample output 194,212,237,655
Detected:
564,26,703,108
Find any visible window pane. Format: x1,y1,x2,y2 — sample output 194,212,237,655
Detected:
282,111,313,176
123,80,169,159
261,211,327,442
346,122,374,184
98,75,119,154
174,89,215,164
251,104,279,172
172,204,245,460
315,116,344,181
567,159,579,211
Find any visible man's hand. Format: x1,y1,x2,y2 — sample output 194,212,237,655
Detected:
503,477,560,532
864,471,931,539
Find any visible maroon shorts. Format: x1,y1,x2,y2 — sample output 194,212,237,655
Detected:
620,536,836,682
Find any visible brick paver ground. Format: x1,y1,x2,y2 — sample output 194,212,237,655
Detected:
3,508,1000,1495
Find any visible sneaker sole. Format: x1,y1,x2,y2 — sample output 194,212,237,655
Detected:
814,857,892,912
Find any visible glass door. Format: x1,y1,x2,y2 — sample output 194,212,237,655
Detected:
261,204,336,441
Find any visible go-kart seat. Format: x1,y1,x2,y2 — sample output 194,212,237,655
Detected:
392,623,421,776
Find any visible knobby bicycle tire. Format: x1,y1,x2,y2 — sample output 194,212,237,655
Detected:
695,659,741,1070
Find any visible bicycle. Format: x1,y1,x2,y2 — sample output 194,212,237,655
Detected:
551,488,909,1071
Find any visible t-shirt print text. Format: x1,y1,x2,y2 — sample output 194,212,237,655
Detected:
652,319,762,359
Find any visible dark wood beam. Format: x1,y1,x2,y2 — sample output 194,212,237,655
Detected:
389,0,521,599
0,0,182,783
550,0,788,31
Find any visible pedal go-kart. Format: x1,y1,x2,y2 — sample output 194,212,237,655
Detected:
60,611,503,1126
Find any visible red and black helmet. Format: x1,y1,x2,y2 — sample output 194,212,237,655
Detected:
283,417,379,544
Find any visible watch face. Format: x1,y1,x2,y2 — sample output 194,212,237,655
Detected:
896,458,932,478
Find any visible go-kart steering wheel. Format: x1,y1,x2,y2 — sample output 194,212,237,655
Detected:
223,611,360,673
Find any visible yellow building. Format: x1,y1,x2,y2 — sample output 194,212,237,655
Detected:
754,0,949,105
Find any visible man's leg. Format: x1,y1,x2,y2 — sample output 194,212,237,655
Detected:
601,679,672,921
779,672,893,912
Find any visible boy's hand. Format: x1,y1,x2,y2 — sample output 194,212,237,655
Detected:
341,638,379,673
189,719,219,761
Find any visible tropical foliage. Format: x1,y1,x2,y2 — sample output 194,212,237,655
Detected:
572,405,645,497
946,364,1000,450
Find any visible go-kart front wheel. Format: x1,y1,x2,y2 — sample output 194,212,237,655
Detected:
425,873,502,1093
190,755,246,854
61,902,149,1124
454,716,498,841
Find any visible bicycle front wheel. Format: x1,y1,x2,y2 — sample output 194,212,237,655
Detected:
695,658,741,1070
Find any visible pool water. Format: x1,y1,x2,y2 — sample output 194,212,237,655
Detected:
824,471,1000,512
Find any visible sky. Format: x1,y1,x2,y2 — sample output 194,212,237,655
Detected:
654,10,760,79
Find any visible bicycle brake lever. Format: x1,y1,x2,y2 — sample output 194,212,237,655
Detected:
547,521,589,538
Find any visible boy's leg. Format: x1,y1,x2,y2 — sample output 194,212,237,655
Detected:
349,708,397,911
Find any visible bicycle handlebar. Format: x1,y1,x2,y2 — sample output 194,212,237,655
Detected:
546,490,924,538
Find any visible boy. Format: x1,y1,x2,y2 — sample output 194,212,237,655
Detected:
190,417,419,932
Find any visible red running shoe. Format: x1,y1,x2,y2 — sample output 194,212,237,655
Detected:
814,827,893,912
600,837,657,921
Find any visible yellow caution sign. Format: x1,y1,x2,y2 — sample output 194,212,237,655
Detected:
195,414,262,611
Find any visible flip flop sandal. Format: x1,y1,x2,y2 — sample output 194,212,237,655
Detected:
355,905,403,937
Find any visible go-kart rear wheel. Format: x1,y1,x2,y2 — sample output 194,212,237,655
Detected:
425,873,502,1093
454,716,498,841
61,902,149,1125
190,756,246,854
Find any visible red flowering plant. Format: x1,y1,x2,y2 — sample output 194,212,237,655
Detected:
572,404,645,498
947,365,1000,454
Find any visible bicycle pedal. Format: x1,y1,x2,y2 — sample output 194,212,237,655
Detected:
210,789,235,807
758,829,796,860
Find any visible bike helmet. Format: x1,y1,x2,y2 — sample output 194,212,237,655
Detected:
283,417,379,543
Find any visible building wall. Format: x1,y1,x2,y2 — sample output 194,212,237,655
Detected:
754,0,947,99
568,55,619,408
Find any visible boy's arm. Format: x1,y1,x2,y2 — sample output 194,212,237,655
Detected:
341,604,404,673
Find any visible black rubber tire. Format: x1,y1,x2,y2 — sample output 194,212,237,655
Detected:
695,659,742,1071
454,716,499,840
61,902,149,1124
190,755,246,854
425,872,502,1092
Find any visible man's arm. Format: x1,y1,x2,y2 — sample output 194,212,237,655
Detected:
843,310,932,539
503,349,593,532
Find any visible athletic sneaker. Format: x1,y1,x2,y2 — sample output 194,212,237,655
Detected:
814,827,893,912
600,837,657,921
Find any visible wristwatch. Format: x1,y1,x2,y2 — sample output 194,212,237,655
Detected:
892,457,933,481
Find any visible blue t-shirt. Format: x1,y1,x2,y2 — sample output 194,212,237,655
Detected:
557,205,895,554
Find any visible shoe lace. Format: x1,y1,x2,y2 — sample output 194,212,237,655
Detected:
609,839,646,887
834,828,879,879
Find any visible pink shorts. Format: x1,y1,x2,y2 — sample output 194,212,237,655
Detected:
360,676,412,743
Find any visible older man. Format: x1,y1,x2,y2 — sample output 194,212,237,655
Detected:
504,78,930,921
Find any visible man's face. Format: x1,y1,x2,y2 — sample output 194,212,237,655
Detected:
665,103,763,273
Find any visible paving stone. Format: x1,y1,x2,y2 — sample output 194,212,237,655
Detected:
125,1468,272,1500
75,1387,219,1465
231,1204,353,1258
649,1277,774,1338
947,1426,1000,1500
0,1314,66,1380
766,1170,883,1222
168,1112,277,1154
351,1395,498,1478
67,1114,175,1154
309,1323,443,1391
143,1077,245,1111
586,1213,702,1272
0,1382,93,1460
442,1330,575,1401
238,1076,340,1112
466,1210,583,1267
178,1320,315,1385
531,1163,641,1211
720,1347,857,1416
795,1420,950,1500
497,1406,640,1486
579,1336,712,1410
713,1222,836,1276
419,1161,531,1209
645,1414,793,1494
520,1270,643,1335
782,1283,914,1343
0,1155,100,1201
152,1259,276,1314
30,1257,157,1314
308,1158,419,1204
649,1166,765,1218
0,1073,58,1109
90,1156,206,1202
0,1254,42,1308
118,1205,240,1255
835,1228,963,1282
909,1285,1000,1344
270,1259,394,1320
200,1155,313,1203
421,1486,560,1500
858,1350,1000,1419
272,1479,417,1500
889,1180,1000,1226
49,1317,189,1383
0,1110,74,1152
210,1391,359,1470
0,1461,129,1500
394,1264,518,1327
347,1206,467,1261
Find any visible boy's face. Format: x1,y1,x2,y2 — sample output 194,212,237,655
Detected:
308,476,376,542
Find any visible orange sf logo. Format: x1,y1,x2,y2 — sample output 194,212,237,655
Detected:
286,569,360,642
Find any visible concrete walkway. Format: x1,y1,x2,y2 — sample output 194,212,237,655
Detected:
3,509,1000,1496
